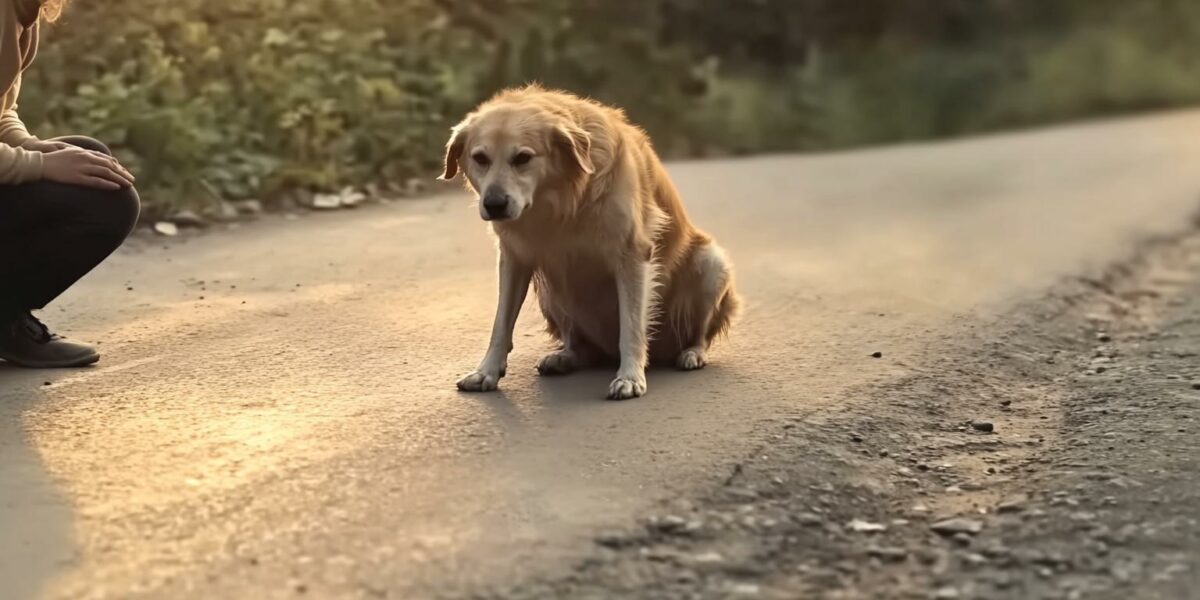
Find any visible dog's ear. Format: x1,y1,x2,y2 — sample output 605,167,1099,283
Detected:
554,123,595,175
439,118,472,181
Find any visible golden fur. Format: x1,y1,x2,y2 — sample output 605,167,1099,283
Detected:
444,85,739,399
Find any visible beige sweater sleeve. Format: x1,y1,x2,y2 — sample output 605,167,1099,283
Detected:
0,1,42,184
0,83,35,145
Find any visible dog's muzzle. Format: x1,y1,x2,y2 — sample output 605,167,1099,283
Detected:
482,188,512,221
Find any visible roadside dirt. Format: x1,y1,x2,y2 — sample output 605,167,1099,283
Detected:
486,220,1200,600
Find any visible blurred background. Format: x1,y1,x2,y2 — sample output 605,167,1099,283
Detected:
20,0,1200,219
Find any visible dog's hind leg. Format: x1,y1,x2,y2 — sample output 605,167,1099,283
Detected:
535,280,598,376
675,242,738,371
536,325,599,375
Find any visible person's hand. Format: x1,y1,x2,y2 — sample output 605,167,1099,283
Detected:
42,146,136,190
21,139,74,153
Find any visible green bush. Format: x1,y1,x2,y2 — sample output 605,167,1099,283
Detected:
22,0,506,215
14,1,1200,219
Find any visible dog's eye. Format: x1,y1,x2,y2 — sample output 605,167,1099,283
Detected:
511,152,534,167
472,152,491,167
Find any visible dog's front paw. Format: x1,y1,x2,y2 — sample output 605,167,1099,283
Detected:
676,347,708,371
607,375,647,400
536,351,579,376
457,370,501,392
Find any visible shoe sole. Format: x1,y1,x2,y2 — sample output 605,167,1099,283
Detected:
0,352,100,369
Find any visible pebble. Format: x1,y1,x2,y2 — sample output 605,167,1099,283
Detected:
339,187,367,208
962,552,988,567
1029,551,1070,568
724,487,760,502
866,546,908,562
687,551,727,570
1191,383,1200,390
996,498,1025,513
311,193,342,210
933,587,960,599
153,221,179,237
931,518,984,536
847,519,887,533
871,351,883,358
729,583,761,597
648,515,689,533
594,532,634,549
675,569,698,584
991,574,1015,589
641,547,683,562
971,421,995,433
795,512,824,527
215,201,241,221
232,199,264,215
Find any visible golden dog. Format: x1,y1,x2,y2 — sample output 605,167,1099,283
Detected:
442,85,739,399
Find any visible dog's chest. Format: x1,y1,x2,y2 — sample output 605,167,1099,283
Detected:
503,230,614,296
502,228,613,271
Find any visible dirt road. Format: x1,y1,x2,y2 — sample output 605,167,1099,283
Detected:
3,111,1200,599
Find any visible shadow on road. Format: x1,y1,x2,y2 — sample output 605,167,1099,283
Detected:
0,365,77,600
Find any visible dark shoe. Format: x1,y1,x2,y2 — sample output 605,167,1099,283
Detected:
0,312,99,368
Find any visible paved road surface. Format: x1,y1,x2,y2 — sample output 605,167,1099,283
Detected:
3,111,1200,599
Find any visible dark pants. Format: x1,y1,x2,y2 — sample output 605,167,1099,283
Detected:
0,136,140,317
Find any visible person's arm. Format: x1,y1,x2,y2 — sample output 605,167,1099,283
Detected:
0,139,43,183
0,78,68,155
0,91,132,187
0,96,41,184
0,88,36,148
0,1,44,184
0,109,34,146
0,91,42,183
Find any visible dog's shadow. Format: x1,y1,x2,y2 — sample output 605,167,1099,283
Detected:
461,362,723,434
535,364,720,405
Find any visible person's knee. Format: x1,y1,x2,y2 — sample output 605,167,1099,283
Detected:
54,135,112,156
76,186,141,239
107,186,141,236
41,136,138,235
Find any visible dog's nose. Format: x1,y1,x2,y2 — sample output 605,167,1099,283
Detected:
482,190,510,220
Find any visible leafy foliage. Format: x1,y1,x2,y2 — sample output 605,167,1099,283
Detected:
15,1,1200,217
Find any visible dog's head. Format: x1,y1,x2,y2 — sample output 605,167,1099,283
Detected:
439,105,595,222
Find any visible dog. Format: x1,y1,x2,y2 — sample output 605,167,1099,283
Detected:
442,85,739,399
